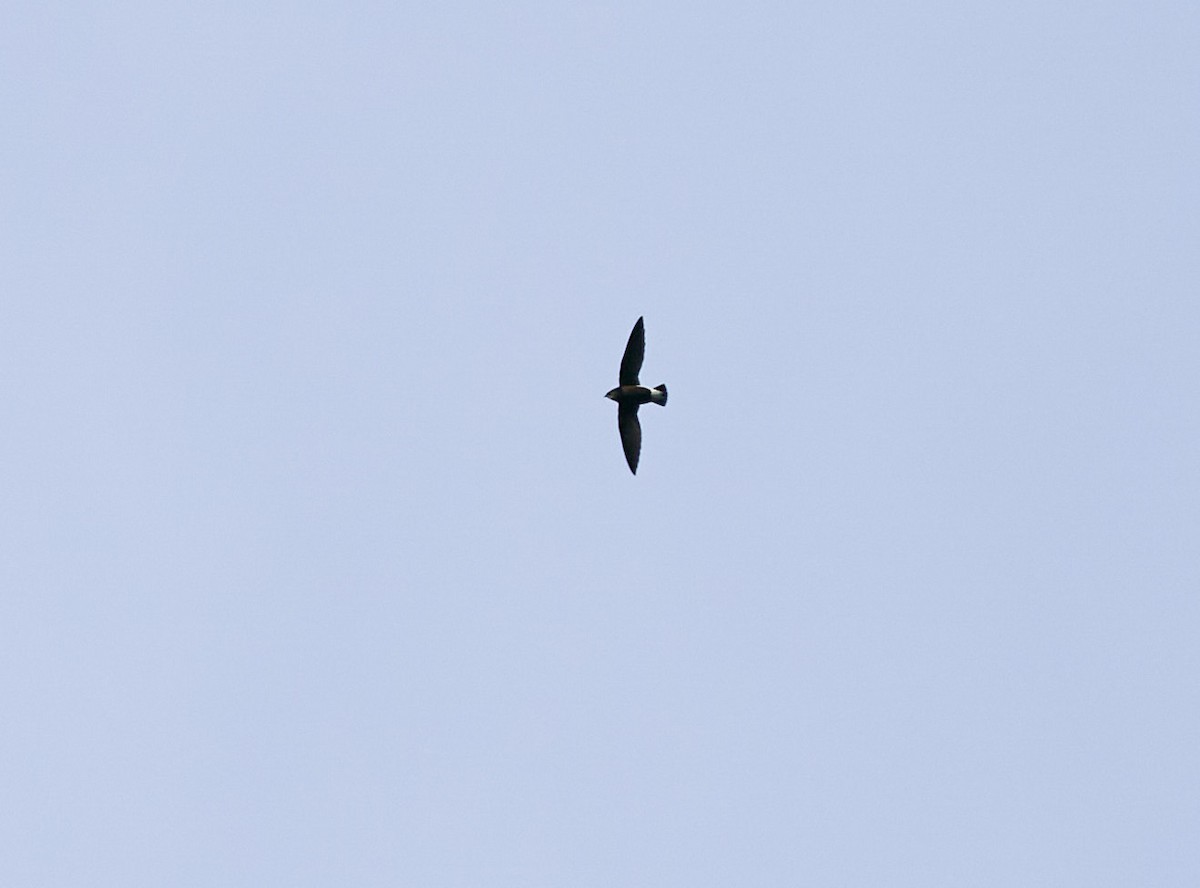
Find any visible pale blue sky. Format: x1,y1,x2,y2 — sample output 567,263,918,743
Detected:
2,2,1198,885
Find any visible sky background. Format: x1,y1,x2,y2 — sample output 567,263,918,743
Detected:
2,2,1198,885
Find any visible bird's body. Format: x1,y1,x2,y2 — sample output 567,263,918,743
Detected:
605,317,668,474
606,384,669,407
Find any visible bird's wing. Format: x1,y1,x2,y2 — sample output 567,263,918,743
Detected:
617,402,641,474
618,317,645,386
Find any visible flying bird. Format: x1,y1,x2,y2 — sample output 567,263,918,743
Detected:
605,316,668,474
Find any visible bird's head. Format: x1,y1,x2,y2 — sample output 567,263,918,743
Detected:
604,387,621,401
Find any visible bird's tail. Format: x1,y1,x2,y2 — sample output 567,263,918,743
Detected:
651,384,668,405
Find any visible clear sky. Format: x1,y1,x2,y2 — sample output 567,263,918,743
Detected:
2,2,1198,885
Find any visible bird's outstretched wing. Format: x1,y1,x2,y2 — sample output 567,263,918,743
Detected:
617,403,641,474
618,317,645,386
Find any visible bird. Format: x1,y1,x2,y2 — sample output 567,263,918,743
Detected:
605,316,668,474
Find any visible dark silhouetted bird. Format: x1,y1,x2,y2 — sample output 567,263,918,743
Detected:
605,316,668,474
